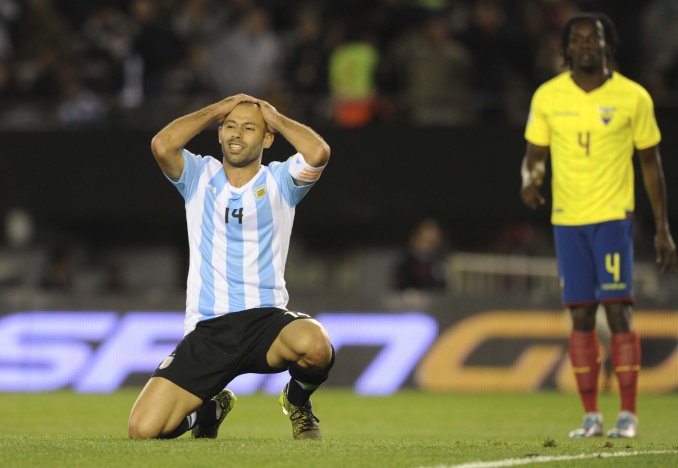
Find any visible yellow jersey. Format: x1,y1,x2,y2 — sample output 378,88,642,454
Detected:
524,71,661,225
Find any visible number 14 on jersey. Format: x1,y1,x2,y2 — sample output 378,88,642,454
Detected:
225,207,243,224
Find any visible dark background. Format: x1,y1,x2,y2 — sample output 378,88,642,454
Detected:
3,111,677,254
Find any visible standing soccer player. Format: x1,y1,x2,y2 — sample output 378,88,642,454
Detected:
520,13,677,439
128,94,334,440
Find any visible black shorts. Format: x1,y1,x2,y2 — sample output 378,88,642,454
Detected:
152,307,309,401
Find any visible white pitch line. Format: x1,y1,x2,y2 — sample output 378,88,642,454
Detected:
421,449,678,468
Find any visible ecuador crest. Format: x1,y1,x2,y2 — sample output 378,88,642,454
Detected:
598,105,615,125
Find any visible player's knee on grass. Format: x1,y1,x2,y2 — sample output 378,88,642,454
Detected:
128,414,163,440
128,406,182,439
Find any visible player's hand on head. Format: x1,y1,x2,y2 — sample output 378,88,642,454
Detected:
217,94,258,120
256,99,280,133
655,231,678,273
229,93,257,104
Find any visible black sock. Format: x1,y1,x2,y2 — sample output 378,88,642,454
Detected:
287,378,313,407
287,347,335,407
196,399,218,426
158,412,197,439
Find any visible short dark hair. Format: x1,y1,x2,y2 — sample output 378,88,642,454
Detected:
560,13,620,69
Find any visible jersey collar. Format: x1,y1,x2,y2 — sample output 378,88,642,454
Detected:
568,70,615,95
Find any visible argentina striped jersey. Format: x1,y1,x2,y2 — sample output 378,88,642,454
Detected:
167,149,318,335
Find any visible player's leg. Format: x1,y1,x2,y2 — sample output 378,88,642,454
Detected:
190,388,237,439
267,316,334,439
555,224,603,438
128,377,202,439
130,319,239,440
267,317,334,398
604,302,639,438
568,305,603,437
596,219,639,437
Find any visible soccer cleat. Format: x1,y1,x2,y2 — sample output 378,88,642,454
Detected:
607,411,638,438
279,384,322,440
192,389,237,439
569,412,603,439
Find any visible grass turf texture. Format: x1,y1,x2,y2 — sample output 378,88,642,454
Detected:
1,390,676,467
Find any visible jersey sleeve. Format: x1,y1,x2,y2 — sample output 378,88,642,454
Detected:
268,153,320,207
524,87,550,147
164,148,204,202
632,87,661,150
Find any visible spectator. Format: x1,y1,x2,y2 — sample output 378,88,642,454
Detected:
129,0,186,100
390,14,474,125
393,218,447,291
100,253,127,293
80,3,135,97
55,61,106,126
0,58,13,99
40,244,75,292
284,8,329,122
459,0,523,121
4,207,33,250
328,22,379,127
642,0,678,98
172,0,226,42
0,0,20,60
207,7,282,99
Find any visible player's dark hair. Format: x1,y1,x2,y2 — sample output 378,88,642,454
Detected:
560,13,620,69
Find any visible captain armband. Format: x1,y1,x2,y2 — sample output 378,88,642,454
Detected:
288,153,325,183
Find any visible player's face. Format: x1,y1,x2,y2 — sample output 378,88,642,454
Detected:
219,103,273,168
567,20,607,72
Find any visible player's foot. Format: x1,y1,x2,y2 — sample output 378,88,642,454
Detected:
607,411,637,438
568,412,603,439
192,389,237,439
279,384,322,440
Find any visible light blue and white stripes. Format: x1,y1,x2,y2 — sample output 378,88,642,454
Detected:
166,149,315,335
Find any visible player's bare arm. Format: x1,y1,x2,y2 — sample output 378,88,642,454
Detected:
638,146,678,273
151,94,258,180
256,99,331,169
520,143,549,210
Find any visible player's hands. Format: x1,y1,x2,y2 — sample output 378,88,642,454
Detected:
655,229,677,273
520,156,546,210
520,176,545,210
255,99,281,134
216,94,258,121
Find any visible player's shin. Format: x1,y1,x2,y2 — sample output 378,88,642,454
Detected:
286,346,335,406
569,330,601,413
611,331,641,414
196,399,219,426
157,412,197,439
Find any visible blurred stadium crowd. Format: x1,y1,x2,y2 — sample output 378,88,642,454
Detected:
1,0,678,129
2,0,678,305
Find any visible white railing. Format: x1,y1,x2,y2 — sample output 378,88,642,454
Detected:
447,252,659,298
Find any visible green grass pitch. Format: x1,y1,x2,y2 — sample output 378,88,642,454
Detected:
1,389,676,467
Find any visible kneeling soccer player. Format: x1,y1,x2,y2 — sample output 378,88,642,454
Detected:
128,94,334,440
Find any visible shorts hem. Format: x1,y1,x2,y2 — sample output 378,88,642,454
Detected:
151,373,208,401
564,300,597,308
600,296,634,305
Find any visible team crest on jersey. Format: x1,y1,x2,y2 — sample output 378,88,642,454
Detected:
254,185,267,200
158,353,175,369
598,105,615,125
